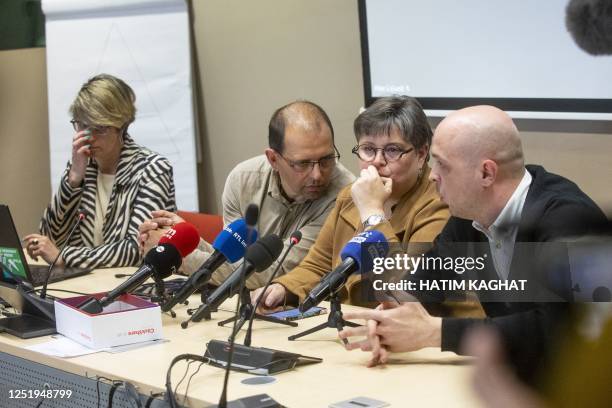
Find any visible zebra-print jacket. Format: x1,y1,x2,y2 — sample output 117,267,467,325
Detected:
40,135,176,268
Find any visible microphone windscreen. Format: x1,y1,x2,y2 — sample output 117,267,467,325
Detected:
566,0,612,56
144,243,182,279
290,230,302,245
340,230,389,272
245,234,283,271
159,222,200,258
245,203,259,227
213,219,258,263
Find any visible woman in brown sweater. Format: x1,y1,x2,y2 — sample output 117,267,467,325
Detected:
252,96,450,310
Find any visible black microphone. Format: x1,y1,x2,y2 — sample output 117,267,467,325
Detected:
244,230,302,347
77,222,200,314
593,286,611,302
245,203,259,227
245,203,259,245
299,258,353,314
183,234,283,327
566,0,612,56
159,254,223,313
216,233,282,408
40,212,85,299
299,230,388,313
101,244,182,304
78,243,182,314
161,218,257,312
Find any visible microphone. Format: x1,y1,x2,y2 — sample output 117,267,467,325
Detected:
40,212,85,299
566,0,612,56
161,218,258,312
593,286,612,302
78,223,200,314
299,230,388,313
158,221,201,257
245,203,259,227
245,203,259,245
244,230,302,347
214,233,283,408
184,234,283,327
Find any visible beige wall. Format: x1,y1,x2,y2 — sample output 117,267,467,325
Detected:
521,131,612,214
1,0,611,235
0,47,50,236
191,0,364,213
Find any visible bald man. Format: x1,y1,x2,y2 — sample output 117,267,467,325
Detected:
340,106,605,381
139,100,354,289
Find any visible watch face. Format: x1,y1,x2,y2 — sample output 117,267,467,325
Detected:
365,215,384,227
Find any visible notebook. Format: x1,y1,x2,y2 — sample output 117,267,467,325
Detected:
0,204,91,287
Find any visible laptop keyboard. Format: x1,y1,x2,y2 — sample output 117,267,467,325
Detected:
28,264,90,286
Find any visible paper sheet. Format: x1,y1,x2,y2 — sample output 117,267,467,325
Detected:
26,335,168,358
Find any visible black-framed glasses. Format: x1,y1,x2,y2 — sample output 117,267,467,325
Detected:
278,146,341,174
351,144,414,162
70,119,112,135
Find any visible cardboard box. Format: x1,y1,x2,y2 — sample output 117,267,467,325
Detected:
54,293,163,349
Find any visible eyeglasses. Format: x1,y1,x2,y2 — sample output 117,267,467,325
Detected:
70,119,112,136
278,147,340,174
351,144,414,162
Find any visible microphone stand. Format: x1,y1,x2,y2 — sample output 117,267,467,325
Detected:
211,250,282,408
31,213,84,318
287,292,359,344
185,285,215,319
148,278,179,318
222,288,296,342
222,235,303,339
242,234,301,346
216,265,245,408
40,213,84,299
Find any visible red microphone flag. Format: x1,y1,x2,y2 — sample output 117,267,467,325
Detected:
159,222,200,258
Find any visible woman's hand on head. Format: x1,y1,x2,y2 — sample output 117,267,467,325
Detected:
68,129,92,188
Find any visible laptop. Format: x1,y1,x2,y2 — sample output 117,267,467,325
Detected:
0,204,91,287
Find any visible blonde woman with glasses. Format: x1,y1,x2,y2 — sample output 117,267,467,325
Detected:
24,74,175,268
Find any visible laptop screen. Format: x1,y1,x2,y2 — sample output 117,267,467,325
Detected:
0,204,33,284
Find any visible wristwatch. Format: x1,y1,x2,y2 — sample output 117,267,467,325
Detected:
362,214,385,229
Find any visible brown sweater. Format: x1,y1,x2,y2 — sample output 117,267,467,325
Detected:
275,166,450,306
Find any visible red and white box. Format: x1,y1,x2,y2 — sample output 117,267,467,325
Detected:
54,293,163,349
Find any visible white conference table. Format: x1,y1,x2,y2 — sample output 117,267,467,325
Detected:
0,267,481,407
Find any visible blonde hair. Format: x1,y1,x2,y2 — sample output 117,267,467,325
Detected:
69,74,136,130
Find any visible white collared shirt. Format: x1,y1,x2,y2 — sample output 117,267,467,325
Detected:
472,169,533,280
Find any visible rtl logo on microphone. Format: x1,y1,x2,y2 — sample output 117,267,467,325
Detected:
223,224,248,248
162,228,177,240
234,231,247,248
349,232,372,244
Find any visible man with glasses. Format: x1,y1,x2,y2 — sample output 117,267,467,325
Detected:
139,100,354,288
